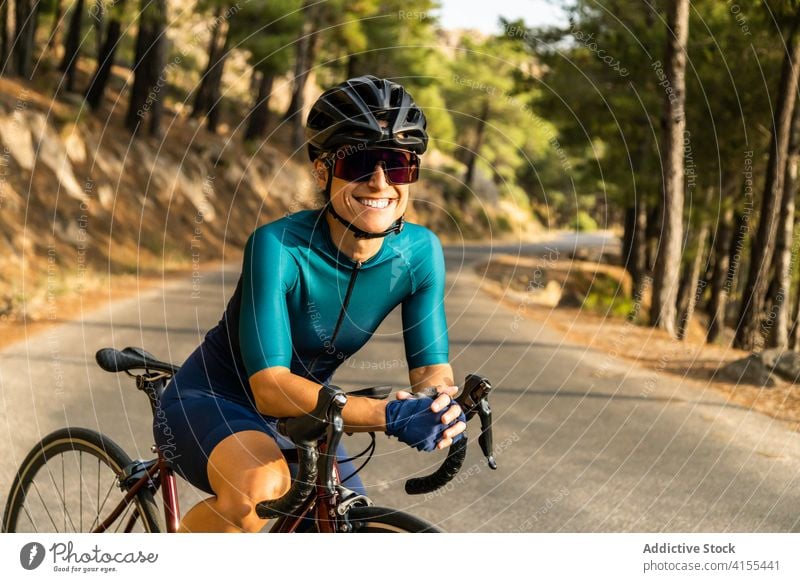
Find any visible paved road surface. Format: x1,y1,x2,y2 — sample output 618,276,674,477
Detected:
2,232,799,532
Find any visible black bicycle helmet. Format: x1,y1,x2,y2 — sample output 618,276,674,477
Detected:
306,75,428,161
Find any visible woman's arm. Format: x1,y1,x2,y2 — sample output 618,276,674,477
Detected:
249,366,388,433
249,365,463,447
409,363,458,397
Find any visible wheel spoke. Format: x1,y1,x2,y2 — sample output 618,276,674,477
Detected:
79,452,83,532
96,458,100,525
90,478,117,531
61,453,66,531
113,502,134,533
74,451,98,532
29,479,59,532
43,461,77,532
20,500,39,532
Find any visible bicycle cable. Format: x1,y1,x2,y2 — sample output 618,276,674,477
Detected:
339,432,376,483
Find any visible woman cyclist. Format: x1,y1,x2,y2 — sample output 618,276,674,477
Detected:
154,76,466,532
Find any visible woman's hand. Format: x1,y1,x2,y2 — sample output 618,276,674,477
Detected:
395,389,467,450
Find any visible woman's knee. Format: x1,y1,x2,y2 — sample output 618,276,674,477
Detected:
213,464,290,530
226,461,291,504
206,431,292,529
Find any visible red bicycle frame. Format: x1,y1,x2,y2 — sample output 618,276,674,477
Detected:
93,452,180,533
95,443,348,533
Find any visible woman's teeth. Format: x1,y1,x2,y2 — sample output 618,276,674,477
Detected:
356,198,392,209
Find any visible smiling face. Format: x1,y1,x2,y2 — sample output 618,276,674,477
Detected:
314,154,411,235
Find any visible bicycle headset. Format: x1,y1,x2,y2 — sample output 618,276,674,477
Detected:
305,75,428,240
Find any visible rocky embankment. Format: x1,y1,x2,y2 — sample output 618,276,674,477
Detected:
0,74,534,323
716,350,800,388
0,74,324,321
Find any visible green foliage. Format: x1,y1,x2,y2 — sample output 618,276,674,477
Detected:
582,276,637,318
569,210,598,232
317,1,455,153
227,0,303,76
526,0,785,227
443,34,524,166
492,214,512,233
412,83,456,154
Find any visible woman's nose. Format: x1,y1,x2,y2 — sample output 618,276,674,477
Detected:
367,163,389,189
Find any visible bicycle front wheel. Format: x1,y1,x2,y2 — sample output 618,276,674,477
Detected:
3,427,161,533
346,506,441,532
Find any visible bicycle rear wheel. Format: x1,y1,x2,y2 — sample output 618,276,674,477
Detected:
346,506,441,532
3,427,161,533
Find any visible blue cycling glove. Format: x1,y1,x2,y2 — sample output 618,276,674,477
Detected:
384,396,466,452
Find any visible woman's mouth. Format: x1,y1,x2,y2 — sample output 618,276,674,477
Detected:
354,197,395,210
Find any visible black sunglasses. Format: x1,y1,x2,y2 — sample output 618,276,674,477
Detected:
329,148,420,185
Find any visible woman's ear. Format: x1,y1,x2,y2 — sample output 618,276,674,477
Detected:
312,158,328,190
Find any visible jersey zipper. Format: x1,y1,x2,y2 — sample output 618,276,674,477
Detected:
329,260,362,347
308,260,363,381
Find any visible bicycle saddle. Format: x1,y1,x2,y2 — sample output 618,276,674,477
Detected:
96,347,180,375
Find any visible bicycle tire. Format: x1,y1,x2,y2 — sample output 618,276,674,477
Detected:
3,427,162,533
346,505,441,533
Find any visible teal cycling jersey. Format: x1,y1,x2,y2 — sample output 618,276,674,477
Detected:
194,208,449,407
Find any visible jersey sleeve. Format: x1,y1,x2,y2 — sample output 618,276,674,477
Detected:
401,231,449,369
239,226,298,377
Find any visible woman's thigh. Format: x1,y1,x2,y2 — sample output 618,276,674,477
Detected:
154,392,367,497
154,395,289,494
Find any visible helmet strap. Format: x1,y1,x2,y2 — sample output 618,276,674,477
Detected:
325,203,404,240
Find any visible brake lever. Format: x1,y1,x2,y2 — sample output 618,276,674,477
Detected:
457,374,496,470
477,397,496,469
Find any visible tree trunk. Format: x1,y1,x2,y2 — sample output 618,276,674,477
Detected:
650,0,690,337
645,204,660,273
285,1,322,150
346,53,361,78
464,98,490,188
706,205,736,344
205,28,231,134
626,123,653,295
125,0,167,137
791,266,800,350
191,2,226,120
59,0,84,91
734,10,800,351
46,0,64,54
147,0,167,137
731,211,750,294
623,197,649,296
769,92,800,348
0,0,10,67
623,206,636,276
85,5,124,111
92,0,103,63
633,200,649,292
677,211,710,340
244,71,274,142
13,0,39,78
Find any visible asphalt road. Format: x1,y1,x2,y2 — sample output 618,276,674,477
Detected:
2,231,799,532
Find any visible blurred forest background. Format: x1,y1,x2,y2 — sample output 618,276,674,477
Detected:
3,0,800,359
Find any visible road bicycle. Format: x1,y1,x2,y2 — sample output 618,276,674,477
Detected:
3,346,496,533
